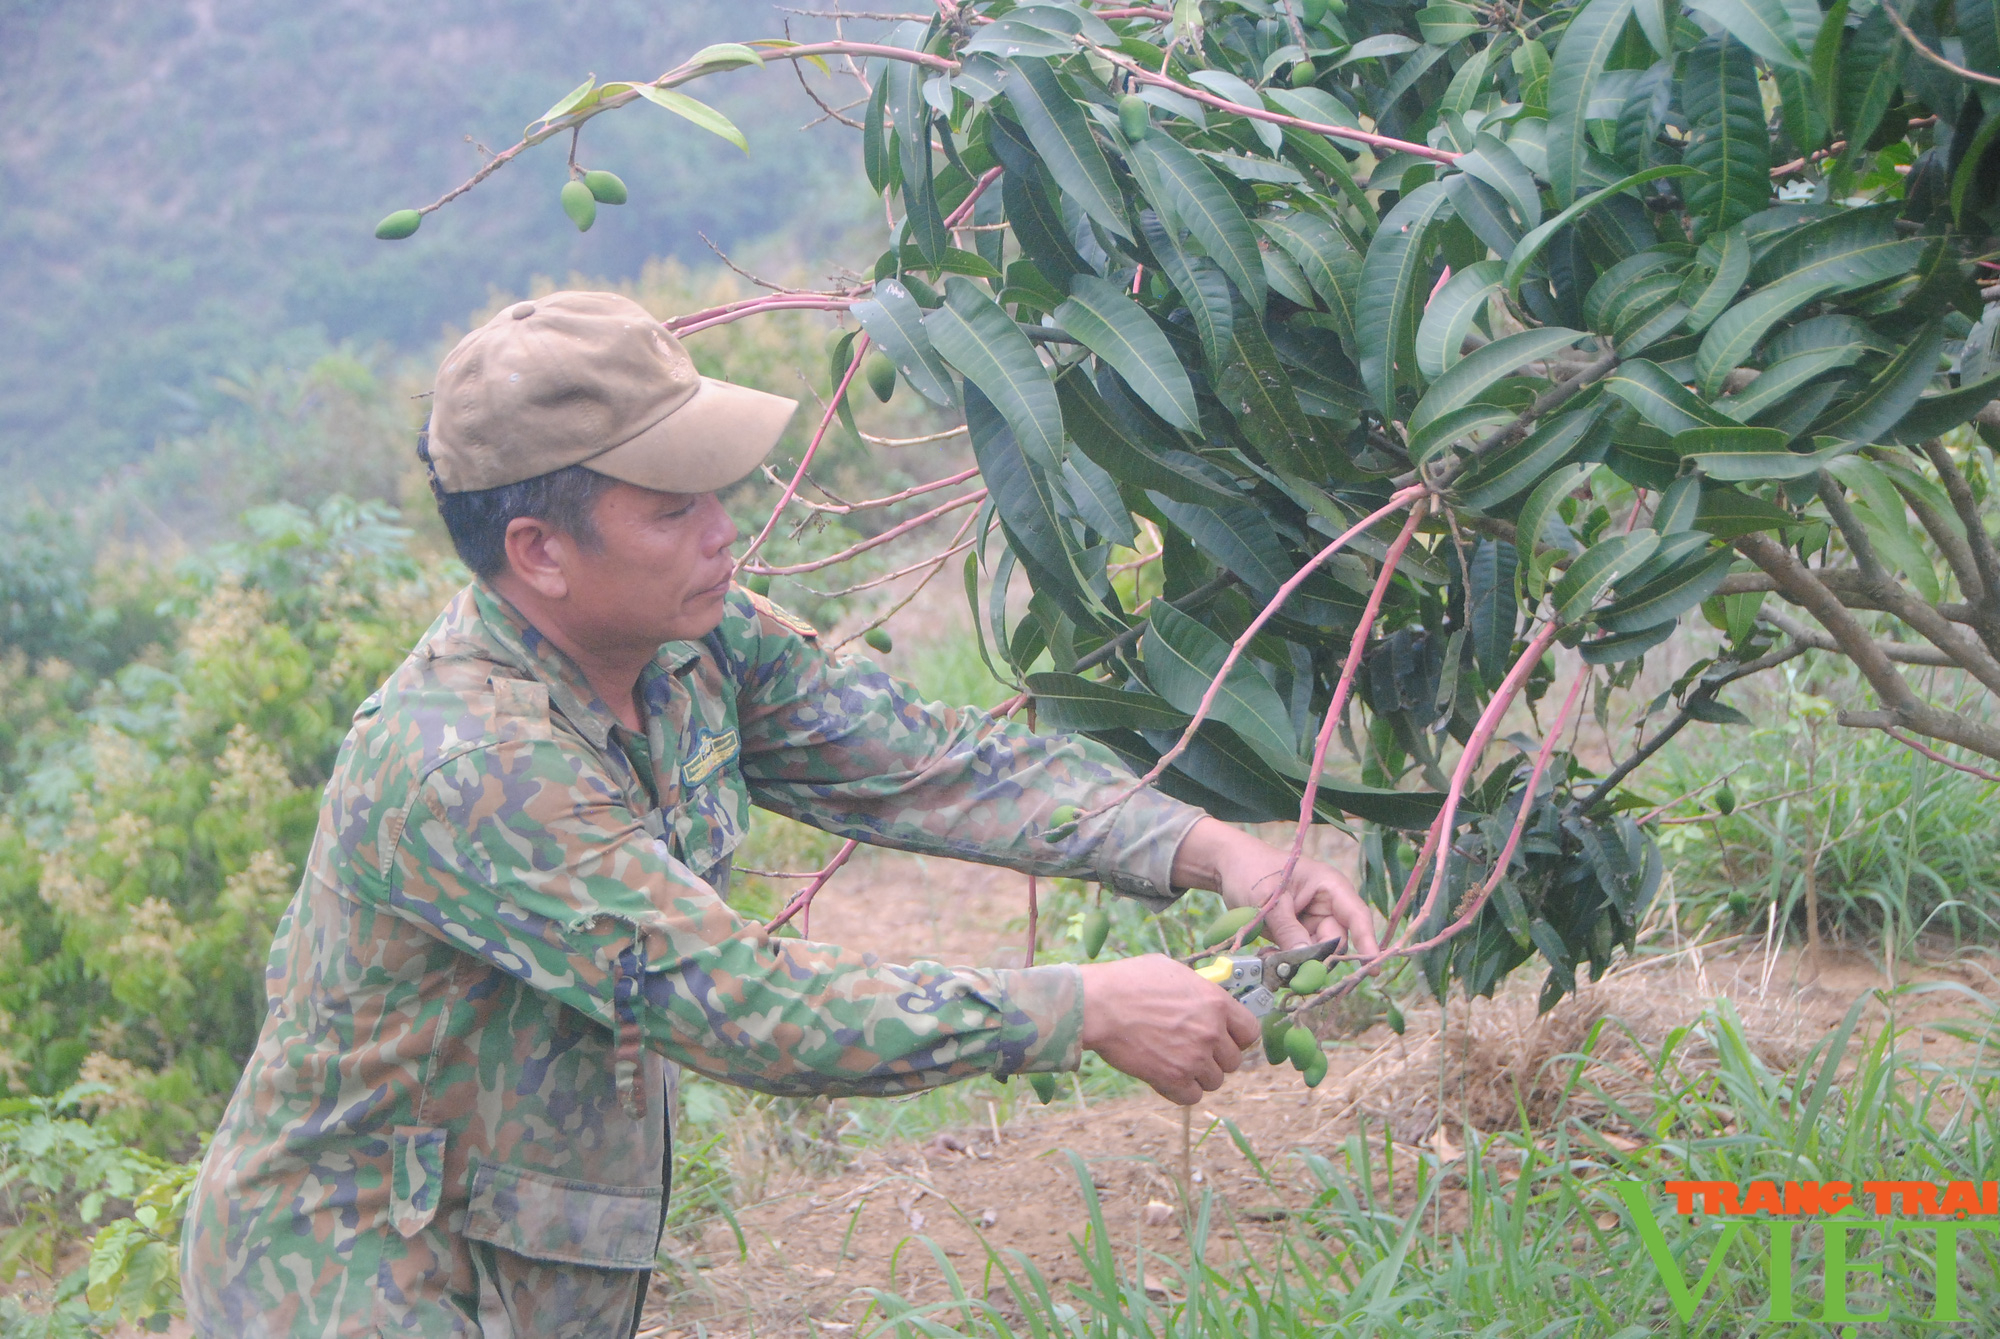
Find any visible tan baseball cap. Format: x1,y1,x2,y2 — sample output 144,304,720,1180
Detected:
426,289,799,494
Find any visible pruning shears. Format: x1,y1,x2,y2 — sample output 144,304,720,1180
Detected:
1190,936,1345,1017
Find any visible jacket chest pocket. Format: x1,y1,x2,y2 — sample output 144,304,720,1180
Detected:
463,1162,664,1339
667,736,748,888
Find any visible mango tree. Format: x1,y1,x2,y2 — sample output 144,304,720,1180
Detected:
379,0,2000,1013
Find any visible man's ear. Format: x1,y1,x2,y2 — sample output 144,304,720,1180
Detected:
503,516,572,599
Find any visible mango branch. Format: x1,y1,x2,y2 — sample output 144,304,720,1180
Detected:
1095,47,1462,165
739,335,870,572
740,487,987,576
1065,487,1427,842
765,837,861,935
413,40,959,222
825,507,980,652
1394,619,1565,949
761,463,982,514
1231,498,1432,952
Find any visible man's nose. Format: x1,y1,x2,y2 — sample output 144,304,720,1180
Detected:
703,494,739,553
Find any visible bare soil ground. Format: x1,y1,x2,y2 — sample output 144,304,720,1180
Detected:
637,843,1998,1339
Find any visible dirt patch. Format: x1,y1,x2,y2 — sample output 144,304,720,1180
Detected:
640,919,1993,1338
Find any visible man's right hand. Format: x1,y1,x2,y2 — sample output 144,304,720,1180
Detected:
1076,955,1261,1105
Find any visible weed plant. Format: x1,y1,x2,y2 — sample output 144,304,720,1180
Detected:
1647,658,2000,966
853,989,2000,1338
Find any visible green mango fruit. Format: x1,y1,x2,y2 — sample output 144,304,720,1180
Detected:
865,352,897,403
864,627,894,653
744,573,772,596
374,209,421,240
1284,1024,1320,1071
1262,1011,1291,1065
1301,0,1331,20
561,180,597,232
1288,959,1330,995
1200,906,1261,947
1715,782,1736,816
1385,999,1406,1035
1117,93,1150,142
1289,60,1318,88
1302,1050,1328,1088
1081,907,1111,960
1029,1072,1059,1104
582,170,628,204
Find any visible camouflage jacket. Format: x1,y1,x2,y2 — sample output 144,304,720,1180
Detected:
181,581,1204,1338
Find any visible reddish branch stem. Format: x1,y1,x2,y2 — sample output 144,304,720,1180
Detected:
765,837,860,934
1099,50,1462,164
1089,488,1427,840
1386,620,1564,950
1395,664,1587,956
1235,499,1432,951
741,488,988,576
739,336,869,572
1880,728,2000,784
672,295,861,336
773,464,982,515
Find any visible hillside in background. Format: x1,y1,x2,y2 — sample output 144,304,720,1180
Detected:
0,0,875,502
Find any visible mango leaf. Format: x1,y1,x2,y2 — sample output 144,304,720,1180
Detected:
1262,214,1366,346
1003,57,1132,240
965,20,1078,57
966,386,1110,632
1503,166,1696,297
1062,454,1139,547
1816,318,1946,446
535,75,599,127
1607,359,1735,435
1027,673,1191,732
1686,437,1855,481
1617,529,1716,589
1468,539,1521,685
850,280,956,407
1131,135,1266,316
1546,0,1640,203
1554,531,1661,622
1410,328,1586,442
1694,275,1839,397
1837,6,1906,153
1686,0,1807,70
1886,367,2000,445
924,277,1065,472
1360,181,1455,419
633,85,749,152
1143,601,1298,762
1138,212,1234,365
1683,228,1752,334
1458,133,1544,228
1682,34,1771,238
1747,205,1927,295
1720,347,1860,422
685,42,766,71
1417,260,1505,379
1585,251,1682,329
1217,287,1322,479
1518,463,1594,599
1456,401,1607,509
1055,276,1200,429
1696,484,1797,537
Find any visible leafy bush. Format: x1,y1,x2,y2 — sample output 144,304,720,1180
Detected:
0,499,454,1150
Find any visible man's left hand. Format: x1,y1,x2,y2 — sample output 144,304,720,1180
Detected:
1169,817,1379,956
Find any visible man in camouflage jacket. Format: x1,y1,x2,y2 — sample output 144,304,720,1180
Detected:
182,291,1378,1337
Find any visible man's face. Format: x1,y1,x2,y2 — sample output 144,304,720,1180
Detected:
541,481,741,652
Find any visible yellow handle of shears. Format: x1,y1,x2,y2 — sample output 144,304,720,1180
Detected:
1192,956,1234,986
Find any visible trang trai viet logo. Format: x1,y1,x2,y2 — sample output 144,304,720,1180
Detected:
1613,1179,1999,1327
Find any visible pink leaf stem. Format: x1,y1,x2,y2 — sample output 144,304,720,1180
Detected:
738,336,871,573
1099,51,1463,165
1231,498,1432,951
1389,619,1564,949
1881,728,2000,783
770,464,982,515
1076,487,1426,841
671,296,860,337
740,488,988,576
766,838,861,935
943,166,1005,228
